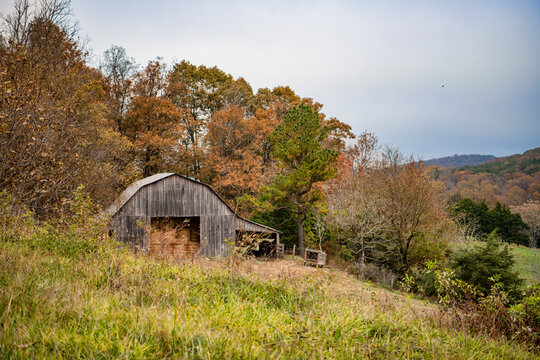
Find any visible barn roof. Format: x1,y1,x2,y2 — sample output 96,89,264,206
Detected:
105,173,280,233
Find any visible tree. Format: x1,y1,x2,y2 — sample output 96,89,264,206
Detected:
266,104,338,255
325,136,386,277
167,60,233,176
511,200,540,249
203,105,270,206
452,198,491,234
2,0,75,47
376,148,448,273
123,60,183,176
488,202,529,246
453,198,530,246
451,233,523,299
0,7,131,215
99,45,138,131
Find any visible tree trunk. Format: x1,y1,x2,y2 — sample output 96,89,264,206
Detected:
402,233,414,272
297,212,305,256
359,238,365,279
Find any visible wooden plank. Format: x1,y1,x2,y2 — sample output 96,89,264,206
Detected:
110,174,279,258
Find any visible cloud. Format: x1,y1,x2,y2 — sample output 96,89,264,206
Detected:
2,0,538,158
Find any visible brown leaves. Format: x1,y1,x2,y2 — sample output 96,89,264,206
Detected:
203,105,271,206
122,60,184,176
0,18,132,216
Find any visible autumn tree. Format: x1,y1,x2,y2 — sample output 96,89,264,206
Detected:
265,104,338,255
123,60,183,176
2,0,75,46
375,148,449,273
99,45,137,131
167,60,234,176
326,132,385,278
203,105,268,206
0,2,131,215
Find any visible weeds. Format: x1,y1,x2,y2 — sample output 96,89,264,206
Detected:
0,190,538,359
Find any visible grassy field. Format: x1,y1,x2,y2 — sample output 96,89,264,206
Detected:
0,223,538,359
510,244,540,284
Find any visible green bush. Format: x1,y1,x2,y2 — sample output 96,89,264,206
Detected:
402,261,478,306
451,232,524,300
510,283,540,329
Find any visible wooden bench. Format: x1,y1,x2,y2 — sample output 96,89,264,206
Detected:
303,248,326,268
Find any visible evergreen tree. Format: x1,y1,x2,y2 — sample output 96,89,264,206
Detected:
451,232,523,299
265,104,338,255
453,198,529,245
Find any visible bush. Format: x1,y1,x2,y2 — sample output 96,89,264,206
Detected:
360,263,399,288
0,186,109,258
406,264,539,346
510,283,540,331
402,260,478,306
0,191,35,242
451,232,524,300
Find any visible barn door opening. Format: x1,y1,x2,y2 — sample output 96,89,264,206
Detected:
150,217,200,259
235,230,276,258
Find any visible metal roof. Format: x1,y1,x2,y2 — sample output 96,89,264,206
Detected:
105,173,280,233
105,173,175,216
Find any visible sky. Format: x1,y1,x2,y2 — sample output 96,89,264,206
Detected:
2,0,539,159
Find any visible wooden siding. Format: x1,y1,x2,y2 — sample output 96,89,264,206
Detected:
110,174,278,257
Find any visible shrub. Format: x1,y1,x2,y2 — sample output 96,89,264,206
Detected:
451,232,524,300
402,261,478,306
0,191,35,242
360,263,399,288
510,283,540,331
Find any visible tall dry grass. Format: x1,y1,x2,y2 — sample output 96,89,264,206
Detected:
0,190,537,359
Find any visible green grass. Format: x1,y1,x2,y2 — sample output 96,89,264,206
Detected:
510,244,540,285
0,225,538,359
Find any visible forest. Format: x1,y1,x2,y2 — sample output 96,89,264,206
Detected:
0,0,539,357
431,147,540,207
423,154,496,169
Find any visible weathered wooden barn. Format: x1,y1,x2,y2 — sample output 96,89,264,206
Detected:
106,173,281,258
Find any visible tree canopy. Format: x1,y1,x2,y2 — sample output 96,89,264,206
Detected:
453,198,530,246
265,104,339,254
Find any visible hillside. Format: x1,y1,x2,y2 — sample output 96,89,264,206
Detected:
1,223,537,359
424,154,496,169
430,147,540,206
459,147,540,175
510,244,540,284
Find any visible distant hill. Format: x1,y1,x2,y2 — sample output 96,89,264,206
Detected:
431,147,540,206
424,154,496,169
458,147,540,175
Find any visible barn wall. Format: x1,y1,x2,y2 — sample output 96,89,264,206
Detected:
110,175,277,257
110,214,150,251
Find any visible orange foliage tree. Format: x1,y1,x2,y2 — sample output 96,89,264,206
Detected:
123,60,184,177
203,106,276,207
376,148,450,272
0,9,131,215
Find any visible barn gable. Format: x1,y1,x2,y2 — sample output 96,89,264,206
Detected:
107,173,280,257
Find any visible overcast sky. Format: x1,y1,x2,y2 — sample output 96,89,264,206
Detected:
3,0,539,159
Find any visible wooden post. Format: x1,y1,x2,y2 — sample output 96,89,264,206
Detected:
293,245,296,258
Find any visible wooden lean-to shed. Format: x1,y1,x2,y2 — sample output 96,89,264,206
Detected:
106,173,281,258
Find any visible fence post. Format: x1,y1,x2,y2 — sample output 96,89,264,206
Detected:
293,245,296,258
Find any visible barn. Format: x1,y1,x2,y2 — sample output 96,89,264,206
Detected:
106,173,281,258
